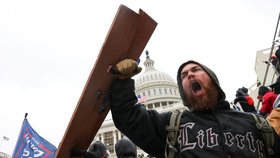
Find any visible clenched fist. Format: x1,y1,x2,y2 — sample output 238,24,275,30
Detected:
114,59,142,79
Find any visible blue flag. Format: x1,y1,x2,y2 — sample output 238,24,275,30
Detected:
12,118,57,158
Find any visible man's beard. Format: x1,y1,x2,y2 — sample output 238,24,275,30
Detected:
186,85,219,111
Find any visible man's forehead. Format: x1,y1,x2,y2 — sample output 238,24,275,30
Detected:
182,63,201,70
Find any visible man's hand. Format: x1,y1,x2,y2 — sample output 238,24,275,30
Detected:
113,59,142,79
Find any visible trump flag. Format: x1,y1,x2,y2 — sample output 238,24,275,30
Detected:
12,114,57,158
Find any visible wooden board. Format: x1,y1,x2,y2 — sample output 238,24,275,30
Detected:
55,4,157,158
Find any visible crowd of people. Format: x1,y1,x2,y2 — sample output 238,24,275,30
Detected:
233,80,279,118
233,46,280,118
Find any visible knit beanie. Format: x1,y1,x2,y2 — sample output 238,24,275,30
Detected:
177,60,226,107
236,87,249,97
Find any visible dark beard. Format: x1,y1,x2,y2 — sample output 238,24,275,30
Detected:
186,85,219,111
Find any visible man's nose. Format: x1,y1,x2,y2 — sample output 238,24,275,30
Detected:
187,71,194,79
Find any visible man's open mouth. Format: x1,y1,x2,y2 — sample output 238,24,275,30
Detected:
192,81,202,93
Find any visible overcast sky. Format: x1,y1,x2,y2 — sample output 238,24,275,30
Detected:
0,0,279,155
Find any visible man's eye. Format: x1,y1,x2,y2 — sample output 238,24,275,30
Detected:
195,67,203,71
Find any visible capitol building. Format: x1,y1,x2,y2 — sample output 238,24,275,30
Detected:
92,51,186,157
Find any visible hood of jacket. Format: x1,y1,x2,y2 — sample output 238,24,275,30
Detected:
177,60,226,107
115,138,137,158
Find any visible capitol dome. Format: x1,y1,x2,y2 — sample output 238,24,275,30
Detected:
135,51,184,112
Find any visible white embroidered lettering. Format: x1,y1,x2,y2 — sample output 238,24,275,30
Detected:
179,123,196,151
224,132,234,147
246,132,256,152
256,139,264,158
177,122,265,157
197,130,205,148
235,134,245,149
206,128,218,148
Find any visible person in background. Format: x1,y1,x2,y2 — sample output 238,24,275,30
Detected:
109,58,280,158
88,141,109,158
271,56,278,65
267,76,280,136
115,137,137,158
233,87,256,113
257,85,277,117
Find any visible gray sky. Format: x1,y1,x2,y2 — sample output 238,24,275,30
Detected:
0,0,279,155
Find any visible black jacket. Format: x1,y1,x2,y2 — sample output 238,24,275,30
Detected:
111,79,279,158
234,96,256,113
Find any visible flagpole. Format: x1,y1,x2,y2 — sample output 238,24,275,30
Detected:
262,11,280,86
11,113,28,157
257,11,280,110
0,136,2,152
